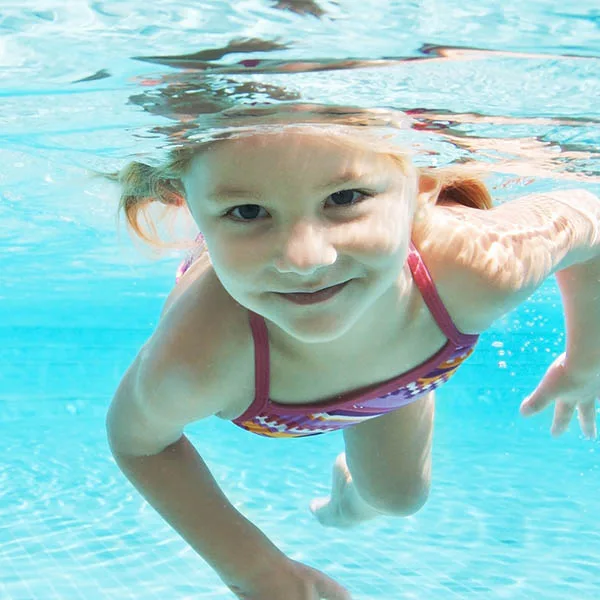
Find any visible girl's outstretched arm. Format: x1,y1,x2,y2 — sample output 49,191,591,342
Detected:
107,347,351,599
520,249,600,438
106,353,285,588
424,189,600,437
494,190,600,438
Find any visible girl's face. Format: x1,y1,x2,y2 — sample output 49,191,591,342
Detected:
182,129,419,343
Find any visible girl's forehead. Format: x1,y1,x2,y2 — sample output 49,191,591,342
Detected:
183,141,411,205
190,128,403,171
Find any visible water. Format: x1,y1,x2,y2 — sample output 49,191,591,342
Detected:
1,1,599,598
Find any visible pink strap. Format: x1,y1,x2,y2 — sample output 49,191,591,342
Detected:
407,242,478,346
234,311,271,422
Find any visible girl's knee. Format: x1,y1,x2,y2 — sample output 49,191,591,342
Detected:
360,479,430,517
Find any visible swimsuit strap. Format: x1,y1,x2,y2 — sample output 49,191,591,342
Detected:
407,241,478,346
247,310,271,412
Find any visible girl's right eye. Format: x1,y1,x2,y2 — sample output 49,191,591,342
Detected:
225,204,268,221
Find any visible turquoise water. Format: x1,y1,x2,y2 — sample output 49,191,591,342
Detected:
1,1,600,598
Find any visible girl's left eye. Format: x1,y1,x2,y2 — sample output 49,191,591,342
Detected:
326,189,371,207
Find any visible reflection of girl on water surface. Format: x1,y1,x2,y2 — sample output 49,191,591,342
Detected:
106,44,600,600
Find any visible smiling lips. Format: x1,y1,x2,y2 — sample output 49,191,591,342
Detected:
276,281,350,304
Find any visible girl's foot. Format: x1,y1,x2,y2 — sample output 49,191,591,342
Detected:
310,453,359,529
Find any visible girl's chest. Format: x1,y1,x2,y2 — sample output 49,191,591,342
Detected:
260,315,448,406
218,322,449,421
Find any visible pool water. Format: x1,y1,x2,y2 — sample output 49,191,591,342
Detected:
1,1,599,599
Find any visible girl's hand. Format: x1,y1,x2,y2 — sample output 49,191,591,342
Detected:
226,558,352,600
520,352,598,439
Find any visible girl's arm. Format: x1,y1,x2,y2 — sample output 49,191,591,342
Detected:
475,189,600,354
522,246,600,438
106,351,350,599
106,355,287,587
555,255,600,376
425,189,600,330
427,189,600,437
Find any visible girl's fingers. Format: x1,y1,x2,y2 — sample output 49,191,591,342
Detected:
577,400,598,440
520,388,555,416
521,367,567,417
518,353,598,439
550,400,576,437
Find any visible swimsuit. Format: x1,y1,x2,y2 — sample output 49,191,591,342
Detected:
177,240,479,438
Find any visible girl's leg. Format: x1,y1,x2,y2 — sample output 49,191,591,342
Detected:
311,392,435,528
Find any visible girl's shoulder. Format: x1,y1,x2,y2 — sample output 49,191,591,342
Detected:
142,262,255,423
414,201,535,335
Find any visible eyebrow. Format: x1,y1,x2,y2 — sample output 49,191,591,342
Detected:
207,171,372,201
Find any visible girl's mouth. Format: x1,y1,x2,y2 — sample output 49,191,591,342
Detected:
276,280,350,305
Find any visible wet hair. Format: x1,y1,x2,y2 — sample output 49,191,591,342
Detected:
110,148,195,246
114,133,492,247
427,167,493,210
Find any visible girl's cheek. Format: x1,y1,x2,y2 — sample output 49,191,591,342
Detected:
213,241,260,275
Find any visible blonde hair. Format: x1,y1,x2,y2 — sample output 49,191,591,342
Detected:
426,167,493,210
111,147,196,246
114,134,492,247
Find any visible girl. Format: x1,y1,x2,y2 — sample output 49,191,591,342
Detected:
106,120,600,600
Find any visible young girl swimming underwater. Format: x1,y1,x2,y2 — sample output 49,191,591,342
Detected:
107,117,600,599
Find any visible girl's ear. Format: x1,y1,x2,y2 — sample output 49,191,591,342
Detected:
416,172,441,209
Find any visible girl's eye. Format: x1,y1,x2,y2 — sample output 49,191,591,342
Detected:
225,189,371,221
327,189,370,206
226,204,267,221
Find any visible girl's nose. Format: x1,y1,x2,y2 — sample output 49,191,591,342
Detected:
274,220,337,274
